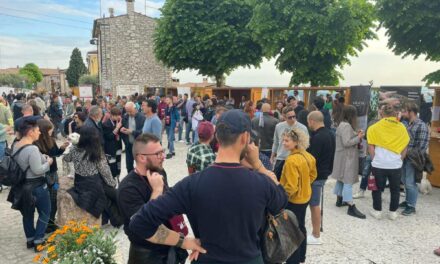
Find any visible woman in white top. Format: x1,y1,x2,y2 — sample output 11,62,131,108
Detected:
366,103,409,220
191,103,204,144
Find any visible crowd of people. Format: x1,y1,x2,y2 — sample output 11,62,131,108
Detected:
0,88,436,263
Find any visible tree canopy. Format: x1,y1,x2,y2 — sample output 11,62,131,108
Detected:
248,0,376,86
154,0,262,87
66,48,87,87
377,0,440,85
19,63,43,88
0,74,28,88
79,74,98,87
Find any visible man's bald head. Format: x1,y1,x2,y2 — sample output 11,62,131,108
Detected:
307,111,324,131
261,103,271,113
308,111,324,123
125,102,137,116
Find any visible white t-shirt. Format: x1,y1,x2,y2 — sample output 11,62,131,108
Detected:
372,146,403,169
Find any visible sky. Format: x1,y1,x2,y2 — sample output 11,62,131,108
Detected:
0,0,438,87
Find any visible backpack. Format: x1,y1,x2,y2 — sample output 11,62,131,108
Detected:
0,144,32,187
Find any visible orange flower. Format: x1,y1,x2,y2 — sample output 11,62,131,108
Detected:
50,253,57,259
79,234,88,240
61,225,69,233
42,257,49,264
47,245,56,253
33,254,42,262
47,233,57,243
81,226,93,233
36,245,45,252
76,238,84,245
67,220,76,226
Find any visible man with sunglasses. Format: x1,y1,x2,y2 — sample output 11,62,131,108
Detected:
118,133,187,263
271,106,309,180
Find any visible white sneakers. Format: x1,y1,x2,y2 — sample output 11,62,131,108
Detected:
353,190,365,199
370,210,398,220
388,211,398,220
370,209,383,220
307,234,323,245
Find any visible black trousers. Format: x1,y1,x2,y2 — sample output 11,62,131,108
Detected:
286,202,308,264
371,167,401,212
125,143,134,173
128,243,167,264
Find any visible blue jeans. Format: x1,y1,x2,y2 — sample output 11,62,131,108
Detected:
402,160,418,208
178,119,185,141
333,181,353,203
193,129,199,145
166,126,176,153
22,184,51,244
360,155,372,190
0,141,6,160
185,120,192,143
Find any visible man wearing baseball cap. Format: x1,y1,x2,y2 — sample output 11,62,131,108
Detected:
186,121,216,173
130,110,287,263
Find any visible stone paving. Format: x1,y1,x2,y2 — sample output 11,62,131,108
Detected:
1,137,440,263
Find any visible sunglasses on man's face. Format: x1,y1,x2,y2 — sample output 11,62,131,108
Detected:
287,115,296,120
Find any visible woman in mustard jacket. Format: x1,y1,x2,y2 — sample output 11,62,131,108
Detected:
281,127,317,264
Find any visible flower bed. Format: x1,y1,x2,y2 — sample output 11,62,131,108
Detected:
33,221,117,264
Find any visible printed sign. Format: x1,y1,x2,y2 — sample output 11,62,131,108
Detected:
79,86,93,99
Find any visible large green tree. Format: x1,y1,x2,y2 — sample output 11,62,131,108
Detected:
248,0,376,86
79,74,98,87
0,74,28,88
154,0,262,87
377,0,440,85
66,48,87,87
19,63,43,88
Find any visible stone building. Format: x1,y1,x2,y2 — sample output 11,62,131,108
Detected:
92,0,172,96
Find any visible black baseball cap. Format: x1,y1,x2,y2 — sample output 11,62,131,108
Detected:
217,109,251,134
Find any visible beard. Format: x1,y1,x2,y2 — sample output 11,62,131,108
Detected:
146,160,163,173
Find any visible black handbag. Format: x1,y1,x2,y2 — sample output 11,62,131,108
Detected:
262,210,305,263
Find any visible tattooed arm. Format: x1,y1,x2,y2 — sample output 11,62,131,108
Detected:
147,224,179,245
147,224,206,260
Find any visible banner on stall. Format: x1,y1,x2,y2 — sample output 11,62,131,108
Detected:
350,85,371,157
380,86,422,107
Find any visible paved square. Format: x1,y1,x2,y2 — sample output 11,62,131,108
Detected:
1,138,439,263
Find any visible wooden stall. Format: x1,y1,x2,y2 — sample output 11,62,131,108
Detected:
428,87,440,187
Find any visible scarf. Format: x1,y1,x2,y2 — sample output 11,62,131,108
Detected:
367,117,410,154
259,112,265,127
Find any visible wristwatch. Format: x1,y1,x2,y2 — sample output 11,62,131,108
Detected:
175,233,185,248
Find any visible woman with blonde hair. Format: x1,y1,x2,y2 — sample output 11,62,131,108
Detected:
281,127,317,264
331,105,366,219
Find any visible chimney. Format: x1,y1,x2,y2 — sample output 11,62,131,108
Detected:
126,0,135,15
109,8,114,17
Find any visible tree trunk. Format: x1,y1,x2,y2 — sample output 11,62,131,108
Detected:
215,74,225,88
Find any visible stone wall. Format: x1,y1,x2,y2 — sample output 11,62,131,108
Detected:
97,13,172,96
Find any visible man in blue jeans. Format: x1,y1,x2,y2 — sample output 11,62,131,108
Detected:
400,103,429,216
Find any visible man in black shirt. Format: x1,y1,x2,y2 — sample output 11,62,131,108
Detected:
129,110,287,263
307,111,335,245
118,133,187,263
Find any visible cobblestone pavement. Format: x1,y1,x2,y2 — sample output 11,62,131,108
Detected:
1,137,440,263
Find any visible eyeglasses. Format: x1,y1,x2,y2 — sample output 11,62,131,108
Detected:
287,115,296,120
137,149,166,159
